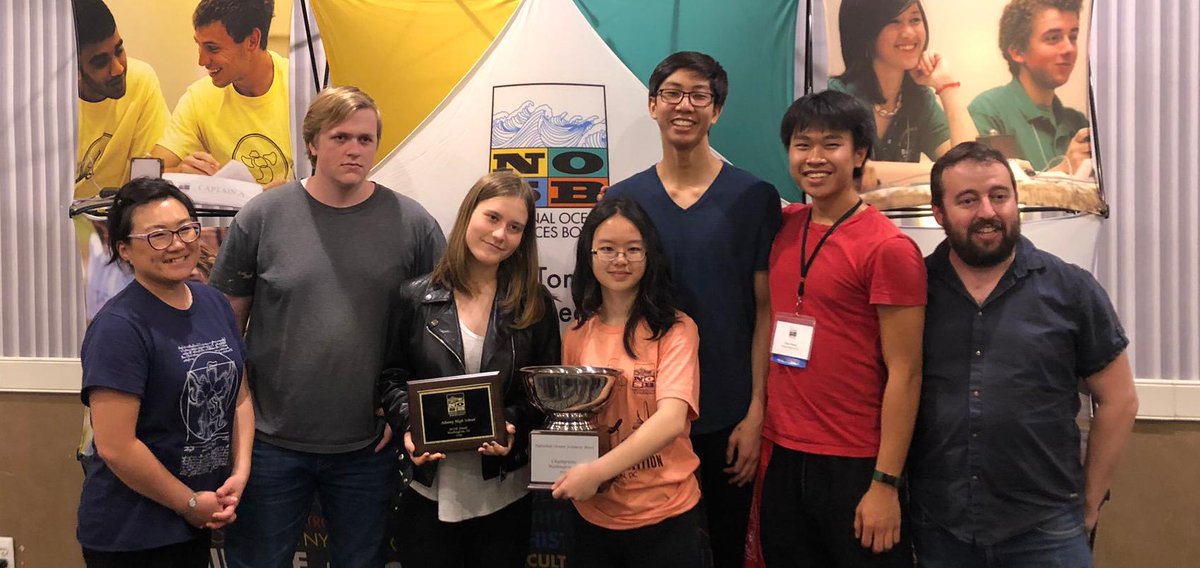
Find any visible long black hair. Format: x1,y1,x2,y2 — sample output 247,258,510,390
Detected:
835,0,929,105
570,197,679,358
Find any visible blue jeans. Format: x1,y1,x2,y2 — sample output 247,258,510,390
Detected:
223,438,397,568
912,507,1093,568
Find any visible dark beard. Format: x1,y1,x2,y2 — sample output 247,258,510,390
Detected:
947,218,1020,267
81,73,127,101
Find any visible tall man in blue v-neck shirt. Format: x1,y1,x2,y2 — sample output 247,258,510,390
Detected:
605,51,782,568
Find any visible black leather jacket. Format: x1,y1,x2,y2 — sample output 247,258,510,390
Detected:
379,274,560,487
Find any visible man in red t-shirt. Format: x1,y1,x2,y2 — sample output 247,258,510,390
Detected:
759,90,927,567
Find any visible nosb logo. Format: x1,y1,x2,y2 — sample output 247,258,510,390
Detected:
491,148,607,208
446,393,467,417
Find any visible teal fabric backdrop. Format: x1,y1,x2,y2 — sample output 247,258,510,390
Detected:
574,0,802,202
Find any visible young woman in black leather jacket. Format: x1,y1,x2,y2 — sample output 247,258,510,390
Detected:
379,170,560,568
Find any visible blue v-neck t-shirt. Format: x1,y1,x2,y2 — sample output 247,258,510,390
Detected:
607,164,781,433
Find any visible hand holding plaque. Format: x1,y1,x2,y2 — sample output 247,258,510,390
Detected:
521,365,621,490
406,371,507,455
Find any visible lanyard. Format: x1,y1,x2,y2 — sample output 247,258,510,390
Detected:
796,198,863,310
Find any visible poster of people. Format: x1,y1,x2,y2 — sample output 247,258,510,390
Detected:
816,0,1105,216
71,0,289,319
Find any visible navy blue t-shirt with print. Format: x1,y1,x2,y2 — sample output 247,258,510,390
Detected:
77,280,245,551
607,164,782,433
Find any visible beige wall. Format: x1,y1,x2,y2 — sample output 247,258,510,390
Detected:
0,393,85,568
0,391,1195,567
105,0,292,109
1094,421,1200,567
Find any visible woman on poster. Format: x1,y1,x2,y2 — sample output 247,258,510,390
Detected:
380,171,560,568
551,197,704,568
77,178,252,568
830,0,978,186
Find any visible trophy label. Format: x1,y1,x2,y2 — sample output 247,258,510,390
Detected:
528,430,601,490
407,371,506,454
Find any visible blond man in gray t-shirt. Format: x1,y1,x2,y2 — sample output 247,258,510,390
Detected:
209,86,444,568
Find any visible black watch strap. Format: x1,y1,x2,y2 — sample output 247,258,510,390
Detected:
872,469,902,488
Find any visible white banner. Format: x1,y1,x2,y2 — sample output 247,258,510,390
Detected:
370,0,664,320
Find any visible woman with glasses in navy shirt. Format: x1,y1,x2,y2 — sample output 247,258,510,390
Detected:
77,177,253,567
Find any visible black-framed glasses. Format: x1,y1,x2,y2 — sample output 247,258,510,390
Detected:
656,89,715,108
591,246,646,263
128,222,202,250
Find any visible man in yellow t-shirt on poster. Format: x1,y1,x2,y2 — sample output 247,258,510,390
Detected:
73,0,170,199
153,0,292,188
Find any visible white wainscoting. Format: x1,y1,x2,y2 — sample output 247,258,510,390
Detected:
3,358,1198,421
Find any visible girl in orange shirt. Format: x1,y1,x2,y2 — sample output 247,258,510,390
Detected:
554,197,704,567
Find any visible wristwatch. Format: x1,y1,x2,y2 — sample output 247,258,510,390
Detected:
181,492,198,516
872,469,902,488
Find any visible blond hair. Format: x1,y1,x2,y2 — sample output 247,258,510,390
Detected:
431,171,546,329
301,85,381,167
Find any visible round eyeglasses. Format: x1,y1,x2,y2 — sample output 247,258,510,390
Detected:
656,89,715,108
591,246,646,263
128,222,202,251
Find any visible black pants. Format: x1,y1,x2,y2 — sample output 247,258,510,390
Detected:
760,445,913,568
395,490,532,568
82,532,210,568
691,425,754,568
572,504,704,568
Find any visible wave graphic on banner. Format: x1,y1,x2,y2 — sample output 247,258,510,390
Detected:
491,84,609,210
491,101,607,148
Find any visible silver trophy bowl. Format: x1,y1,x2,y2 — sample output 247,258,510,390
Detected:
521,365,621,432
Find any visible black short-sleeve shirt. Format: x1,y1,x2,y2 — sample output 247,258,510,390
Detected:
910,236,1128,545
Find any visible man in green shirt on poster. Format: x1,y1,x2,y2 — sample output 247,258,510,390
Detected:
969,0,1091,174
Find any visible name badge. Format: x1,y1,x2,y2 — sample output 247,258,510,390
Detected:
771,313,815,368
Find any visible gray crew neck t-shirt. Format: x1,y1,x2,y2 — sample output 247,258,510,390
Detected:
209,181,445,453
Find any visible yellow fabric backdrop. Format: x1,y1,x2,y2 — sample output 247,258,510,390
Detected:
312,0,519,157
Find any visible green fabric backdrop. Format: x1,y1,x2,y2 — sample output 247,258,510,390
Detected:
574,0,802,201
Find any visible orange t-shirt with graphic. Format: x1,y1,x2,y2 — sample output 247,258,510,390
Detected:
562,313,702,530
